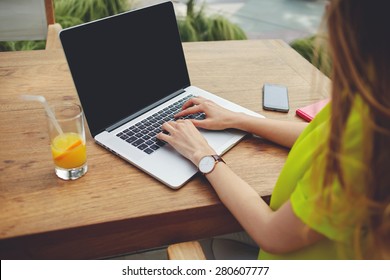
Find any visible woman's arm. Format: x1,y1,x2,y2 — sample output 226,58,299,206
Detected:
205,161,323,254
231,113,308,149
175,97,307,148
157,120,323,254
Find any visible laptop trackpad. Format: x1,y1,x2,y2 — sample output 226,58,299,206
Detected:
201,129,243,154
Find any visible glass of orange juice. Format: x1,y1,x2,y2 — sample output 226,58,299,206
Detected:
47,103,87,180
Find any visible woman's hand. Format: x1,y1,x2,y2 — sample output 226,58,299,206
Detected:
157,119,216,165
175,96,239,130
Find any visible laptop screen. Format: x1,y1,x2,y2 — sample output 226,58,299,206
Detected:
60,2,190,137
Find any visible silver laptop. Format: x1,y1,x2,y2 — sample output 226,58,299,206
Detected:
59,1,262,189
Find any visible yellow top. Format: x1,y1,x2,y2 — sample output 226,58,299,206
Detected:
260,97,367,259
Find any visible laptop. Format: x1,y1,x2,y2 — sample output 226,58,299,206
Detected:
59,1,262,189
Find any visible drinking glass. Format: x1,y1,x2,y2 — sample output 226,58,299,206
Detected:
47,102,88,180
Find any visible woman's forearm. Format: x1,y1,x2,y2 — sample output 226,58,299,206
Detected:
204,161,324,253
205,161,273,248
231,113,308,148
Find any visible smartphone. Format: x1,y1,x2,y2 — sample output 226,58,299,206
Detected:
262,83,289,112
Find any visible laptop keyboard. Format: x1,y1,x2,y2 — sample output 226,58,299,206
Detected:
115,95,205,154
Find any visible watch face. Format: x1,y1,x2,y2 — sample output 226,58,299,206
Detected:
199,156,215,174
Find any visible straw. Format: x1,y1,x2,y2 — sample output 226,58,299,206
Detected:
21,94,64,135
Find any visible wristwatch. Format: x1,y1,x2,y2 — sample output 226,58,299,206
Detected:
198,155,225,175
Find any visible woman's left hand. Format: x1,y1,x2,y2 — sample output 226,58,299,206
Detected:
157,119,216,166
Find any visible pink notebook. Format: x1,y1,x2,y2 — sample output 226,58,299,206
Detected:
296,99,329,122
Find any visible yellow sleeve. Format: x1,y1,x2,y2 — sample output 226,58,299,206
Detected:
290,163,352,242
290,97,366,243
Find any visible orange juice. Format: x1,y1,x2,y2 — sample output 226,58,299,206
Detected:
51,132,86,169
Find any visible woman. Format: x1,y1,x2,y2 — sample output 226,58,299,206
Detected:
157,0,390,259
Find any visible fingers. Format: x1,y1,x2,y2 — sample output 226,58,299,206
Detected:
174,97,207,118
174,105,203,118
156,119,213,163
159,97,214,137
161,120,175,131
181,96,205,110
190,118,209,129
156,131,169,142
159,121,175,137
161,119,191,132
157,120,191,141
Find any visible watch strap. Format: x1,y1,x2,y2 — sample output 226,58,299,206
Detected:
200,155,225,175
211,155,225,164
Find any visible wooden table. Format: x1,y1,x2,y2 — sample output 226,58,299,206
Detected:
0,40,330,259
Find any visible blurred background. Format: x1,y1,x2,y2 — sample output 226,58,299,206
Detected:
139,0,327,42
0,0,326,50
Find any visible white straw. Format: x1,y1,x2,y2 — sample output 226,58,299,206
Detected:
21,94,63,135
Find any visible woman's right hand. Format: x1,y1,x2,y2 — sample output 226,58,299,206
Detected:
174,96,239,130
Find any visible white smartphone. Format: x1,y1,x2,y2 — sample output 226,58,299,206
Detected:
262,83,289,112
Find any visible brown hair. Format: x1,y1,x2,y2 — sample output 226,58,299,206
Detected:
322,0,390,258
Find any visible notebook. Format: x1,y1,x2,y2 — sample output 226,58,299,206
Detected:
59,1,263,189
296,99,329,122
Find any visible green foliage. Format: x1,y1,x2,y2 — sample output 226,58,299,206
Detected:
290,36,316,62
0,40,46,52
290,35,332,77
177,0,247,42
54,0,128,26
205,15,247,41
55,15,84,29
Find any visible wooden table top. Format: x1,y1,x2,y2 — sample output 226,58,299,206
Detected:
0,39,330,259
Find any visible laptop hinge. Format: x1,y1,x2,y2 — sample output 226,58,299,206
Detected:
105,88,186,132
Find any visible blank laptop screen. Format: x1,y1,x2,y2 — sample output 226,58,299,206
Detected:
60,2,190,137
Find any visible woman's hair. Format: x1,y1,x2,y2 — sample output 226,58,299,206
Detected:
322,0,390,258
